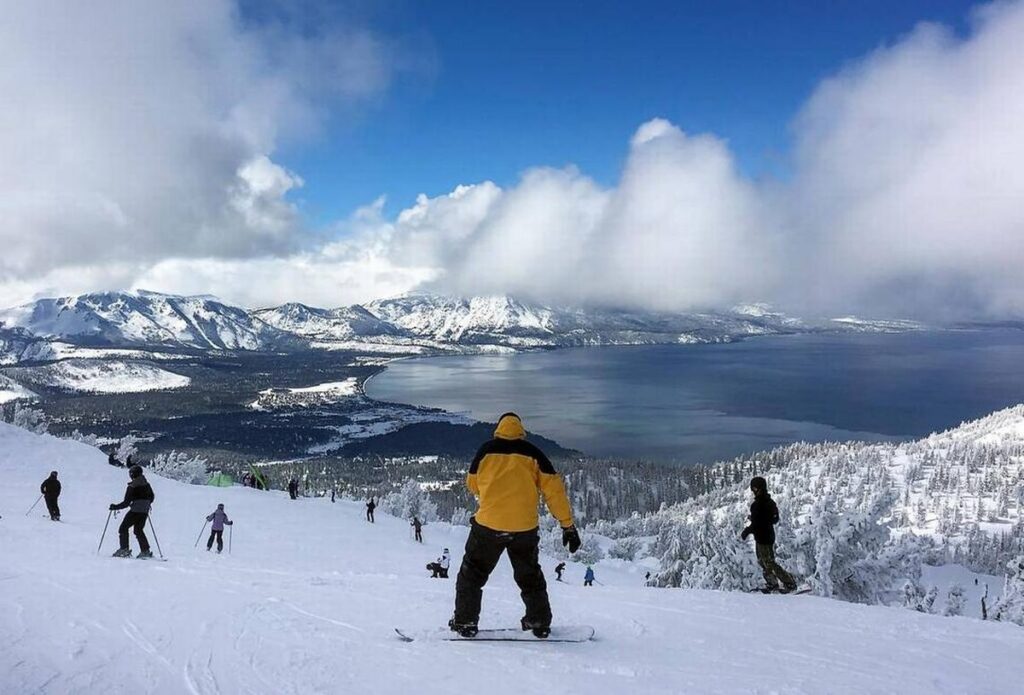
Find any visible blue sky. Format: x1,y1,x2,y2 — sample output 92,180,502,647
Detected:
265,0,976,223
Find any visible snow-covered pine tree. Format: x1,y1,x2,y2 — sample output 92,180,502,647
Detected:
380,479,438,522
993,556,1024,626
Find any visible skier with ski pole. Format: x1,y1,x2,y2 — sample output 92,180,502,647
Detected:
40,471,61,521
108,464,155,558
204,503,233,553
741,476,797,594
450,412,581,639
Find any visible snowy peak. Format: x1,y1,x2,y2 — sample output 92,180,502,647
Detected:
0,291,301,351
365,294,556,344
253,302,401,342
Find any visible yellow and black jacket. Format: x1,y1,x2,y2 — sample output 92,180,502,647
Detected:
467,413,574,533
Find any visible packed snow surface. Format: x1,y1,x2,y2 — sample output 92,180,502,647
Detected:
20,359,190,393
1,423,1022,694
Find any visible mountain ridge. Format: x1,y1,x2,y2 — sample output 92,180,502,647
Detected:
0,289,925,359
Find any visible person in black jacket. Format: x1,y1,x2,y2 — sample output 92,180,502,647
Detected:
109,465,155,558
40,471,61,521
741,476,796,593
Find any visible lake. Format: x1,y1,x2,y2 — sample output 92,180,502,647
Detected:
364,330,1024,464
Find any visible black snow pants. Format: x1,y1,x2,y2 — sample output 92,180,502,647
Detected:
118,511,150,552
454,520,551,627
207,529,224,551
44,495,60,519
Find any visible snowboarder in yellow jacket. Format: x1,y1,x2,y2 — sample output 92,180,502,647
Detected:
450,412,581,638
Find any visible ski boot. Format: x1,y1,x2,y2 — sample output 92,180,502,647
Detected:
137,549,153,559
112,548,132,558
448,618,478,638
521,617,551,639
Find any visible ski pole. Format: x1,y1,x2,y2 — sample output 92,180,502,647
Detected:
229,524,233,554
148,515,164,558
97,509,112,554
194,520,209,548
25,495,42,516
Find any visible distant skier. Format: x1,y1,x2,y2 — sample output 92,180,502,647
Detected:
366,497,376,523
109,465,155,558
584,566,595,586
287,478,298,500
107,451,122,467
428,548,450,578
331,489,336,504
412,516,423,543
40,471,61,521
205,503,233,553
554,562,566,582
741,476,797,593
450,412,580,639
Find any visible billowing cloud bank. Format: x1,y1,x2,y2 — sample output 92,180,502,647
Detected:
3,1,1023,319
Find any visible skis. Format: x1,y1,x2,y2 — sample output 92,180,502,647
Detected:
395,625,595,643
749,587,812,595
111,554,168,562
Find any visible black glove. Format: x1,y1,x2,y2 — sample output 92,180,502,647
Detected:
562,525,581,554
740,528,750,541
109,504,117,511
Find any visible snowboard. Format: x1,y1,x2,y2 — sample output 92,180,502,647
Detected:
750,587,812,595
395,626,594,643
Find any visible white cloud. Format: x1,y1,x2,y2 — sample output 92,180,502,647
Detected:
0,0,396,284
2,1,1023,319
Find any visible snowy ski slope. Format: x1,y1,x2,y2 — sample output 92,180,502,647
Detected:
1,423,1023,694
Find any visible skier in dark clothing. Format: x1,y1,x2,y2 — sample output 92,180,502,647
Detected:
40,471,61,521
741,476,797,593
109,465,155,558
288,479,298,500
366,498,376,523
411,516,423,542
450,413,580,639
554,562,566,582
108,451,122,467
205,503,233,553
584,566,595,586
331,489,336,504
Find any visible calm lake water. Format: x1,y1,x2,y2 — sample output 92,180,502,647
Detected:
365,330,1024,464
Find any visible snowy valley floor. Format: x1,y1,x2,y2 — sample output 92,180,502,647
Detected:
2,423,1024,695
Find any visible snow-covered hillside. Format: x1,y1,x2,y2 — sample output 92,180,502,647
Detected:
5,359,190,394
0,374,36,403
0,290,299,351
589,405,1024,604
2,423,1023,694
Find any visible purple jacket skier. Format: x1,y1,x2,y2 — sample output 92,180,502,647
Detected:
206,503,233,553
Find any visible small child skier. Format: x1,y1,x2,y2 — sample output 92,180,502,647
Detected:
206,503,233,553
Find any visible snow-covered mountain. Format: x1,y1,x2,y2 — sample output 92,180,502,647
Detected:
0,289,924,359
0,290,300,351
2,421,1023,694
361,292,871,348
253,302,402,342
